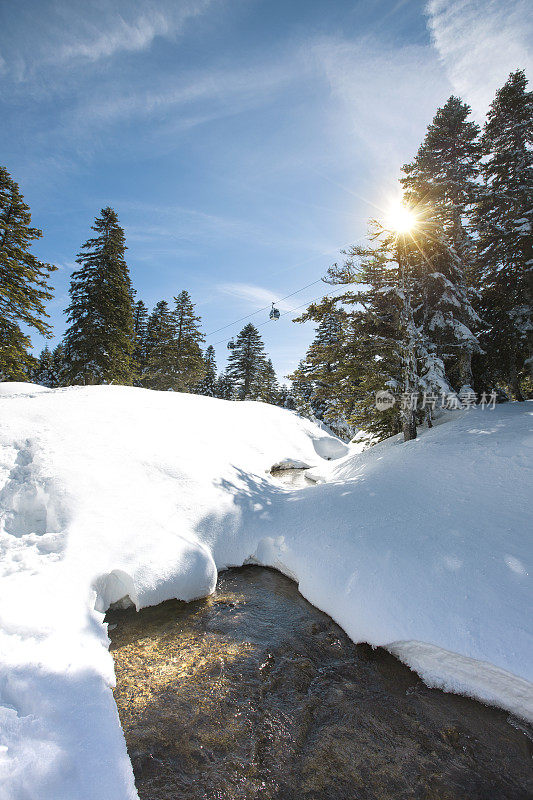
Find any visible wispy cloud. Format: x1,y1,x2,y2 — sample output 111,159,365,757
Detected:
217,283,293,311
0,0,216,80
118,201,265,245
54,1,214,65
69,57,297,129
310,36,450,172
425,0,533,118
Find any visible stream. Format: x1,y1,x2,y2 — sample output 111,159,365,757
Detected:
106,566,532,800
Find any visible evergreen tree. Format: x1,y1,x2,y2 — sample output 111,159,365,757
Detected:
226,323,268,400
296,211,458,441
51,343,66,386
196,345,217,396
32,343,66,388
144,300,178,390
253,357,280,404
63,207,135,385
401,97,482,388
0,165,56,380
172,290,205,391
214,370,234,400
32,346,54,387
288,359,316,419
474,70,533,396
132,299,149,385
289,307,356,438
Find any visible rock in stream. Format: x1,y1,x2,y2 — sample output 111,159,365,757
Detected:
106,566,532,800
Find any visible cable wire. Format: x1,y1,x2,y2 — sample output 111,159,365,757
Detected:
204,276,328,338
210,284,349,347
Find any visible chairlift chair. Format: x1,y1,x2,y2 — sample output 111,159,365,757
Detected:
227,338,236,350
269,302,280,321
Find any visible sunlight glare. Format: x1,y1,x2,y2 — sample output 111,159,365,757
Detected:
387,203,417,234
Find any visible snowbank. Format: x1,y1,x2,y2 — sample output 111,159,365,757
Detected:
0,384,531,799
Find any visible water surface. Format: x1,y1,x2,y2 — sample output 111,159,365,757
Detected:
106,566,532,799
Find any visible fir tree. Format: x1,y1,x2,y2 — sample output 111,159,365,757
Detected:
172,290,205,391
214,370,234,400
253,357,280,404
287,359,316,419
474,70,533,396
226,323,268,400
132,299,149,385
289,307,356,438
0,165,56,380
32,346,54,387
144,300,178,390
401,97,482,388
32,343,66,388
63,207,135,385
196,345,217,396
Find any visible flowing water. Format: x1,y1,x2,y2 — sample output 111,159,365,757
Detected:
106,566,532,800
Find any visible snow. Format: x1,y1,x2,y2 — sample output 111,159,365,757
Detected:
0,384,532,799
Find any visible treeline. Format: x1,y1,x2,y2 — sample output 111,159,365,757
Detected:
0,193,288,404
290,70,532,440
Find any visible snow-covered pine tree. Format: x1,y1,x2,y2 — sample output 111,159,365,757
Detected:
31,344,65,388
214,370,234,400
0,165,56,381
63,207,135,385
226,323,268,400
289,306,355,438
143,300,178,390
474,70,533,396
196,345,217,396
252,357,280,404
401,97,482,389
322,239,406,439
32,347,54,387
132,299,149,385
286,359,316,420
172,290,205,391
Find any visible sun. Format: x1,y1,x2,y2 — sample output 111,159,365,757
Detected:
386,203,418,235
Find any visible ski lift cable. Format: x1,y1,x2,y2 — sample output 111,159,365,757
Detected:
210,284,348,347
204,277,327,338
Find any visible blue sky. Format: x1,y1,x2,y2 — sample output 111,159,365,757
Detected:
1,0,531,380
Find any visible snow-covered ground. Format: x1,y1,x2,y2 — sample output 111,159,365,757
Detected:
0,384,531,800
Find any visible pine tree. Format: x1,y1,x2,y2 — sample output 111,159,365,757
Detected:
32,346,54,387
132,299,149,385
296,210,458,441
31,343,66,388
253,357,280,404
474,70,533,396
196,345,217,396
144,300,178,390
226,323,268,400
172,290,205,391
0,165,56,381
289,307,356,438
214,370,234,400
401,97,482,389
323,241,406,440
63,207,135,385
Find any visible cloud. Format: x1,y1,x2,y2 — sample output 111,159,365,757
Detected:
217,283,293,312
0,0,216,79
53,1,214,65
70,57,297,128
425,0,533,118
309,36,450,172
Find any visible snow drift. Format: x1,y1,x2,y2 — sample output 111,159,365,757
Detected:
0,384,531,800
